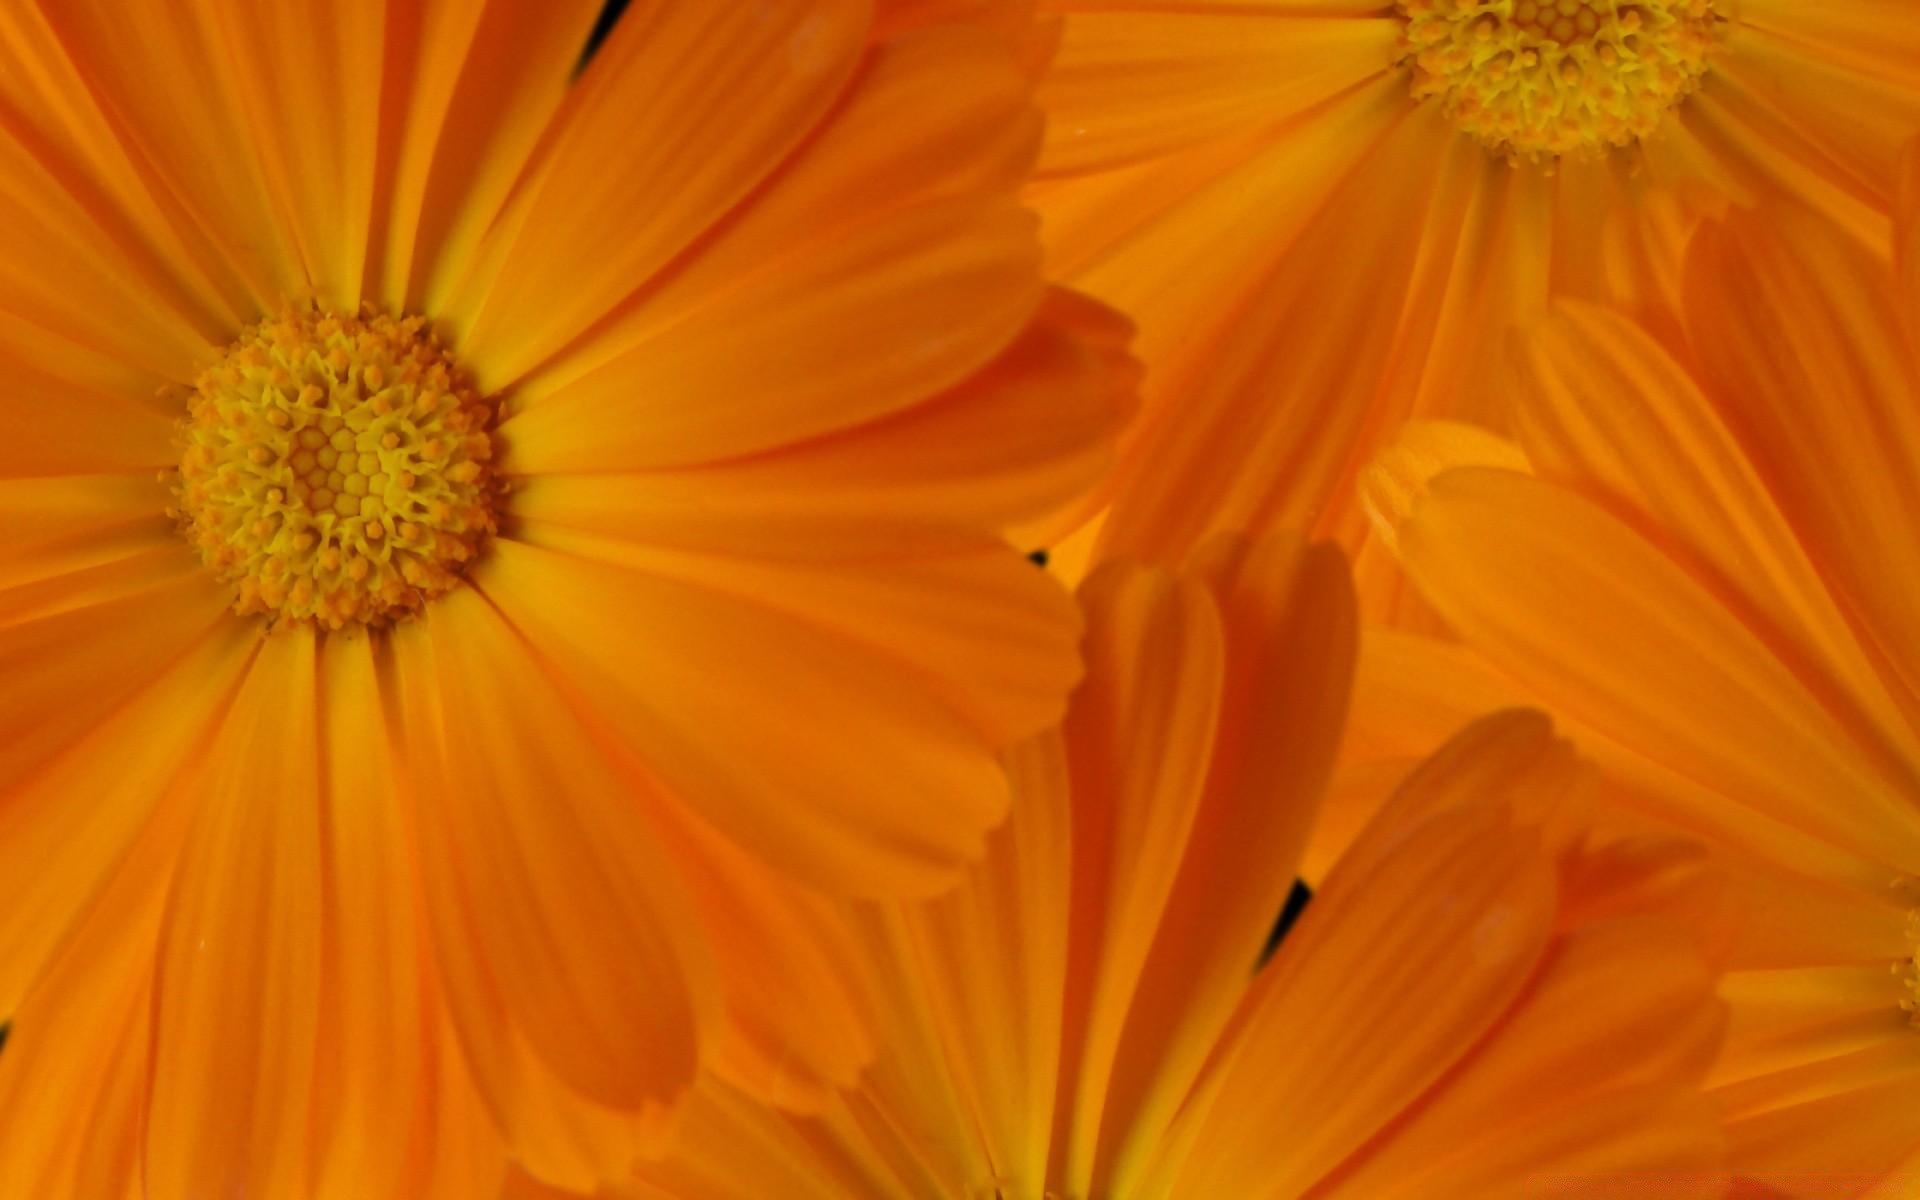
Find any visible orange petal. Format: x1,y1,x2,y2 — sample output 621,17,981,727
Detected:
1086,535,1357,1198
1678,73,1887,253
399,587,713,1116
39,0,386,307
497,189,1041,469
145,627,325,1200
1515,299,1919,779
378,0,602,312
0,611,252,1018
1084,94,1465,561
1050,561,1226,1195
1718,1038,1920,1176
0,547,230,796
1721,11,1920,210
0,355,179,478
1036,11,1394,175
1397,466,1920,876
1718,964,1912,1094
0,763,178,1200
650,806,878,1113
1351,708,1592,863
1320,917,1726,1198
474,539,1028,898
1169,800,1555,1198
503,518,1082,746
880,729,1076,1194
1900,137,1920,326
386,603,695,1190
507,286,1131,548
1685,205,1920,727
447,0,872,383
0,4,245,341
0,475,176,595
308,631,513,1199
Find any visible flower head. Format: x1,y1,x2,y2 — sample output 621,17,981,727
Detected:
0,2,1133,1195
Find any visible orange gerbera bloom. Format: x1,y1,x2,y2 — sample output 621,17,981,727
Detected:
0,1,1132,1195
511,534,1728,1200
1363,153,1920,1180
1024,0,1920,595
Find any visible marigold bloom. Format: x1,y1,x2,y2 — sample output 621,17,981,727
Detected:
1363,157,1920,1179
1025,0,1920,593
513,534,1728,1200
0,1,1131,1194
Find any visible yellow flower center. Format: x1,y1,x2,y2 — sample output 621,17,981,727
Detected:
171,309,499,630
1396,0,1723,160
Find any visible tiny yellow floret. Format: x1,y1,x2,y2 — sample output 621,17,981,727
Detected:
1396,0,1723,160
171,309,499,629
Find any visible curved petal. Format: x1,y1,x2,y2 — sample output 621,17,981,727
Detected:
396,587,713,1124
1515,300,1920,782
497,195,1041,469
447,0,873,384
0,121,220,380
0,3,245,342
1396,466,1920,877
1050,561,1226,1196
501,520,1083,747
1319,917,1726,1198
650,807,878,1113
1086,535,1357,1198
507,286,1131,547
1167,800,1555,1199
472,538,1027,897
1718,964,1913,1093
1084,93,1483,561
876,730,1076,1196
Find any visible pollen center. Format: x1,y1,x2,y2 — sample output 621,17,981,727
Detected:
1396,1,1723,160
171,309,499,630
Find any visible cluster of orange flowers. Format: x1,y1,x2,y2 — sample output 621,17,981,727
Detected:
2,1,1917,1197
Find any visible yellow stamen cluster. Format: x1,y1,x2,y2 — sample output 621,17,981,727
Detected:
171,309,499,629
1397,0,1723,161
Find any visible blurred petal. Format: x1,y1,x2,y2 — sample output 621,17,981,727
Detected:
1170,799,1554,1198
1395,467,1920,875
1685,206,1920,720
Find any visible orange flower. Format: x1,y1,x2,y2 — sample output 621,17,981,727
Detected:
1362,150,1920,1179
1024,0,1920,595
0,2,1132,1195
512,534,1728,1200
